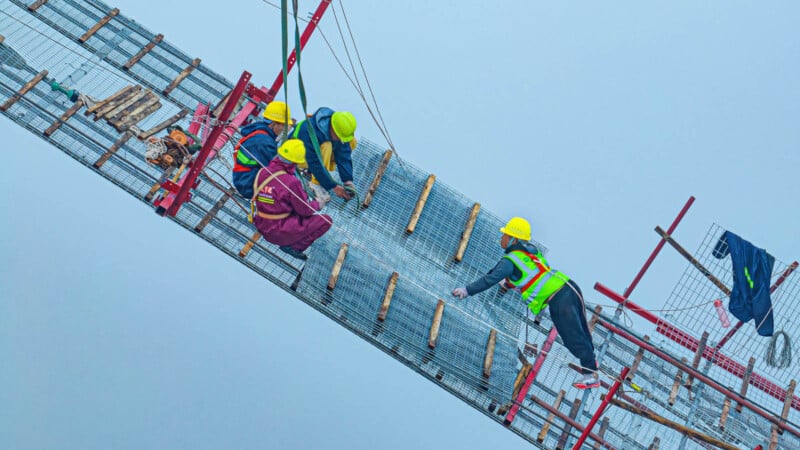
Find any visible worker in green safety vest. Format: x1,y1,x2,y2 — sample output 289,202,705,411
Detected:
452,217,600,389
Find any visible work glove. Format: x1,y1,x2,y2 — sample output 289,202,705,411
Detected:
452,287,469,299
343,181,357,200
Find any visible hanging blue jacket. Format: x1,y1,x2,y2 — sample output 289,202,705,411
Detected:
232,121,279,198
290,107,354,191
712,231,775,336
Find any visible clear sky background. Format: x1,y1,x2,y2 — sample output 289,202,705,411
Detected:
2,1,799,449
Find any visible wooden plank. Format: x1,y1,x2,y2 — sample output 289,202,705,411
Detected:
647,437,660,450
555,398,582,450
719,397,731,430
43,99,83,136
588,304,602,334
498,364,532,416
92,86,141,119
137,108,189,140
194,189,232,232
405,174,435,234
85,85,136,115
609,397,740,450
592,418,610,450
361,150,393,208
163,58,201,96
78,8,119,43
627,335,650,381
27,0,48,11
668,357,687,406
454,203,480,262
483,329,497,379
377,272,399,322
656,226,731,295
113,94,162,131
327,243,349,291
238,231,261,258
774,379,796,438
428,299,445,349
685,331,709,390
123,34,164,70
536,389,565,442
143,181,162,202
93,132,132,169
101,89,148,121
0,70,48,112
736,356,757,413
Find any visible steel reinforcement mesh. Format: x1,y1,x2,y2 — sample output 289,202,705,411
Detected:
3,2,797,448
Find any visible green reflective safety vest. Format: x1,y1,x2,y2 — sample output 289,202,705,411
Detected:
504,250,569,314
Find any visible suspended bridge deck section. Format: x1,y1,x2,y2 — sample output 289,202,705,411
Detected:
3,1,799,448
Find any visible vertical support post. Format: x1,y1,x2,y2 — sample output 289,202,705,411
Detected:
483,329,497,379
44,99,84,136
588,305,602,333
454,203,481,262
504,326,559,425
736,357,757,413
377,272,399,322
327,243,349,290
537,390,565,442
556,398,582,450
770,380,796,449
572,367,630,450
406,174,435,234
361,150,392,209
123,34,164,70
77,8,120,43
685,331,709,390
627,335,649,381
428,300,445,349
592,418,610,450
0,70,48,112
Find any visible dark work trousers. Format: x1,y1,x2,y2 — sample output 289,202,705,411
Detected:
547,280,597,374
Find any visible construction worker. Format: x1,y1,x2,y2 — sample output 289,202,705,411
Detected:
232,101,293,198
251,139,331,261
451,217,600,389
290,107,357,201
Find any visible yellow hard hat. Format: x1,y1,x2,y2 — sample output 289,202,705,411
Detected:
500,217,531,241
331,111,357,143
278,138,306,164
263,101,292,124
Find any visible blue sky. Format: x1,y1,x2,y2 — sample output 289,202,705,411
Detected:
2,1,800,449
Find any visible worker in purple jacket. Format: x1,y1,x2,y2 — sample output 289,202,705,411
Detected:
250,139,331,260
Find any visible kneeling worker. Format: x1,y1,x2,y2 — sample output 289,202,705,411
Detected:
251,139,332,260
451,217,599,389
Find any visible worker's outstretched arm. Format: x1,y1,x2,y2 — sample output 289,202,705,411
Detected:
465,259,515,296
332,142,354,184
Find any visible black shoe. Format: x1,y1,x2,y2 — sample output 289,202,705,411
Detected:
280,246,308,260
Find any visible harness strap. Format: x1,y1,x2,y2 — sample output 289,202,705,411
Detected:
255,211,290,220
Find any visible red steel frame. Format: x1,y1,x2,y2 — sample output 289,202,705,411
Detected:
154,0,332,216
504,327,558,425
573,367,630,450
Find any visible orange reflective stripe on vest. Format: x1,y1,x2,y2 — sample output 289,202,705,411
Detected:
233,129,270,172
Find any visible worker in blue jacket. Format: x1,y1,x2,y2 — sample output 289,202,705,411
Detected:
232,101,292,198
290,107,357,201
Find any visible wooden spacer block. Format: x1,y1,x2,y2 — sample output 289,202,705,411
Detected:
239,231,261,258
736,356,756,413
592,417,610,450
138,108,189,140
648,436,661,450
428,299,445,349
44,99,84,136
483,329,497,379
327,243,349,291
78,8,119,43
27,0,48,11
361,150,393,208
454,203,481,262
668,357,687,406
194,190,231,233
719,397,731,430
123,34,164,70
92,86,142,119
775,379,796,436
0,70,48,112
405,174,435,234
685,331,709,389
556,398,582,450
627,335,649,381
93,132,132,169
588,304,602,334
536,389,565,442
163,58,201,96
377,272,399,322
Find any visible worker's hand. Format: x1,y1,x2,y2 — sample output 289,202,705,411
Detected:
452,287,469,299
333,185,352,201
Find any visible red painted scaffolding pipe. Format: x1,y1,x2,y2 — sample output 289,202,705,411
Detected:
573,367,630,450
505,327,558,425
528,396,616,450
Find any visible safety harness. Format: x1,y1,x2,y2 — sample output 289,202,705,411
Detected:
233,130,270,173
504,250,569,314
248,169,289,222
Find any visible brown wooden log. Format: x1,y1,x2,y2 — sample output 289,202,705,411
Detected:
92,86,141,120
483,329,497,379
609,397,740,450
78,8,119,43
428,299,445,349
327,243,349,291
774,379,796,438
588,304,602,334
137,108,189,140
27,0,48,12
627,335,650,381
93,132,132,169
537,389,565,443
647,437,660,450
239,231,261,258
736,356,756,413
406,174,435,234
0,70,48,112
719,397,731,430
194,189,232,232
143,181,162,202
123,34,164,70
85,85,136,115
592,418,610,450
668,357,687,406
655,226,732,295
454,203,480,262
556,398,582,450
102,88,148,121
361,150,392,209
377,272,399,322
43,99,84,136
498,364,533,416
113,94,161,131
685,331,709,390
163,58,201,96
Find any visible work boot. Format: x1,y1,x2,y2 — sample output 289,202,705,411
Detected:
573,372,600,389
279,246,308,261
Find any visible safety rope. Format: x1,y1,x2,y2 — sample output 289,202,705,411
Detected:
766,330,792,369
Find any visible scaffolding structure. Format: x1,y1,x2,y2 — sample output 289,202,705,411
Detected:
2,1,799,448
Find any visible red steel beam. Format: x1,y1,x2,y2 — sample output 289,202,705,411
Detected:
528,396,616,450
573,367,630,450
595,282,800,412
504,327,558,426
